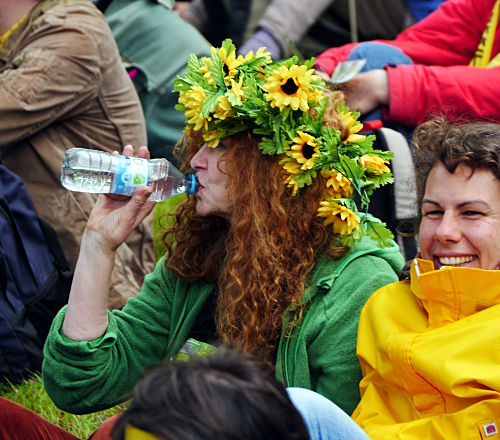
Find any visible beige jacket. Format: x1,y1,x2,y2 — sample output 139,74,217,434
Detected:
0,0,154,309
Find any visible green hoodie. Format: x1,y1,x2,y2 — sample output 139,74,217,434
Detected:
43,237,403,415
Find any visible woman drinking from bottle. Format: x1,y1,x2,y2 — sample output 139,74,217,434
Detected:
42,40,403,420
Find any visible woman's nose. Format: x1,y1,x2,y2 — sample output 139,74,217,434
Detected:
190,145,208,170
436,212,461,244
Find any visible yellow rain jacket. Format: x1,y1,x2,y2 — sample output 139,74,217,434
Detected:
353,259,500,439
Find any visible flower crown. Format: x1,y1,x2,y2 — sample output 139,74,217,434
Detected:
174,39,394,247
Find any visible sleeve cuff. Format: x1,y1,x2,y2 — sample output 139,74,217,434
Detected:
48,306,118,354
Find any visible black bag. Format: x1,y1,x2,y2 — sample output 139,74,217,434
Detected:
0,163,72,384
367,127,419,261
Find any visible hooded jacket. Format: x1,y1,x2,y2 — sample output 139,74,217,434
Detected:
43,237,404,415
353,258,500,439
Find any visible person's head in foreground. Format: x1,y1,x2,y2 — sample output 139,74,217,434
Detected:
164,39,395,364
111,346,309,440
414,116,500,270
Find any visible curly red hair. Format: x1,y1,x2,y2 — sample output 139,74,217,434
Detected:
163,90,349,364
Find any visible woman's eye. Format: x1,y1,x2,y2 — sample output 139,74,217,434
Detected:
462,210,483,217
423,210,443,217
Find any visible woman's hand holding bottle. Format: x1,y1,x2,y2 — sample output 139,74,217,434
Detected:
62,145,155,342
84,145,156,255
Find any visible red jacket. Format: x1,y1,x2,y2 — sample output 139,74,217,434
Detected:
315,0,500,126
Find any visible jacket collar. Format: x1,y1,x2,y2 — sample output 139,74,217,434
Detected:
410,258,500,328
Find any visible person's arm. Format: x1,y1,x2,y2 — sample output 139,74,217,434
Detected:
249,0,332,57
0,6,107,149
62,146,155,341
43,255,179,413
315,0,490,76
384,64,500,126
386,0,490,65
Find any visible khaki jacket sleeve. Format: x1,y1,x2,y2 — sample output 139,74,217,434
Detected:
0,19,104,148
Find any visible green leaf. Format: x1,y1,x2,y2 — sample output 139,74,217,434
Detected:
355,135,375,151
173,77,194,93
294,169,317,187
187,53,202,73
258,137,278,155
207,59,226,88
364,173,395,193
371,148,394,160
362,215,395,248
201,89,224,116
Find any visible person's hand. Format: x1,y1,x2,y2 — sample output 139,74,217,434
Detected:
239,28,282,59
84,145,156,255
343,69,389,115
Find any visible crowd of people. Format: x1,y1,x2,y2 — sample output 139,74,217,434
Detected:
1,0,500,439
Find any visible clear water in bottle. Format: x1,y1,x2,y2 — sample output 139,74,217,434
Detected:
61,148,198,201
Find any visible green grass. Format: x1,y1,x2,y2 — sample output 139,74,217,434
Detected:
0,374,127,439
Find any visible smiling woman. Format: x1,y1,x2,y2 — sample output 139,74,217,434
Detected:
351,116,500,439
420,163,500,270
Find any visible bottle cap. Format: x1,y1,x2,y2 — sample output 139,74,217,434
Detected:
186,174,199,195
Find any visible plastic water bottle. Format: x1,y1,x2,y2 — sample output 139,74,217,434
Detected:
60,148,198,201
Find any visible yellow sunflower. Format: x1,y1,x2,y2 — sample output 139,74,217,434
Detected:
213,95,232,120
219,46,242,85
237,46,272,63
317,201,361,235
229,77,244,103
200,46,242,86
359,154,391,175
198,56,216,85
202,129,220,148
338,107,366,144
286,131,319,170
178,85,210,131
263,64,321,112
321,170,353,198
281,160,301,196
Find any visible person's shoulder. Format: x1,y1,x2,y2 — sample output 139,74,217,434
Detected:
336,236,405,274
40,0,113,43
359,276,412,326
43,0,106,25
33,1,121,64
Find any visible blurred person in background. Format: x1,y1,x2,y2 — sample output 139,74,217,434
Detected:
178,0,444,59
0,0,154,309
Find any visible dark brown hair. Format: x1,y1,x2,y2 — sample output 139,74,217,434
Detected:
111,346,309,440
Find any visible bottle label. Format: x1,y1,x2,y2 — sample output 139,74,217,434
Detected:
110,155,149,195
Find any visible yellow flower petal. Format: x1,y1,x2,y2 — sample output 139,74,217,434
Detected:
287,131,319,170
359,154,391,175
322,171,353,198
262,64,319,112
317,201,360,235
